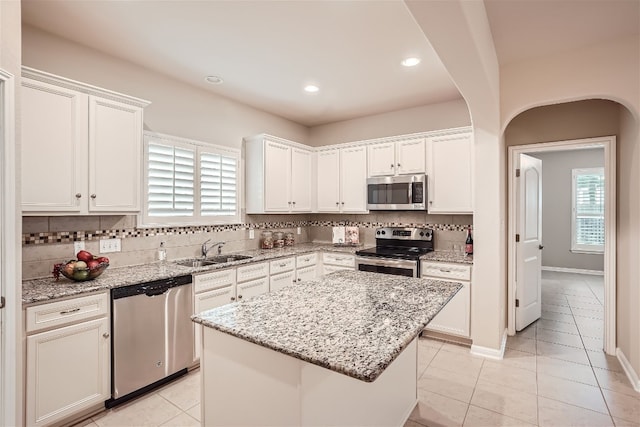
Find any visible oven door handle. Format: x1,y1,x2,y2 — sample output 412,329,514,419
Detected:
355,256,419,275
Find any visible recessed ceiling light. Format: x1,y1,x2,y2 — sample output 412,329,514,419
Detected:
304,85,319,93
205,75,224,85
401,57,421,67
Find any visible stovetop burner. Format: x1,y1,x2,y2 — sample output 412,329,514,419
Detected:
355,227,434,260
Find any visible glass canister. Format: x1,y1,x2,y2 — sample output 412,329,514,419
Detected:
261,231,274,249
273,231,285,248
284,232,295,246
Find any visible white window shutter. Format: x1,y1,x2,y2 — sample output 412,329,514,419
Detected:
147,142,194,217
572,168,604,252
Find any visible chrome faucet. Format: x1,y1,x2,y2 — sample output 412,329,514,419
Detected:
202,240,225,258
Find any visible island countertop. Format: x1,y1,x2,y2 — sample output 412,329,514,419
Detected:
192,270,462,383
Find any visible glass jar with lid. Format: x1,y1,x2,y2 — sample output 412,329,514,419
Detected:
261,231,274,249
284,232,295,246
273,231,285,248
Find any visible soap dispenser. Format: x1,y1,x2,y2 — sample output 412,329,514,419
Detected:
158,241,167,263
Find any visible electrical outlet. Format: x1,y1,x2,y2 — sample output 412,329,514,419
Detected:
249,229,255,239
297,227,301,235
100,238,121,253
73,241,85,256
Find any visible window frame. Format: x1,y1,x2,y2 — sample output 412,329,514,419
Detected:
140,131,241,227
571,167,604,254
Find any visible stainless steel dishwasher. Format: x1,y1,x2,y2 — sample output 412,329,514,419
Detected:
107,275,193,408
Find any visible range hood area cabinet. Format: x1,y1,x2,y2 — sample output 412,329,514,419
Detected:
20,67,150,215
316,146,368,213
244,135,314,214
367,137,425,177
425,131,474,214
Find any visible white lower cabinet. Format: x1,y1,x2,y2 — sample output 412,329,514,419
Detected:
25,292,110,427
421,261,472,338
321,253,355,275
270,270,297,292
237,277,269,301
296,265,317,283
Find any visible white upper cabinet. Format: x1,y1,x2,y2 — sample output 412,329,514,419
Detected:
317,145,367,213
368,137,425,177
245,135,313,214
425,131,474,214
21,67,149,215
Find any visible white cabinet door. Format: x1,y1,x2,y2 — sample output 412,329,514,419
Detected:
237,277,269,301
194,285,236,361
290,147,313,212
264,140,292,212
426,133,473,214
26,317,110,427
316,149,341,212
296,265,317,283
396,138,425,175
89,96,143,212
340,146,368,213
425,280,470,337
367,142,395,176
21,79,88,213
270,271,296,293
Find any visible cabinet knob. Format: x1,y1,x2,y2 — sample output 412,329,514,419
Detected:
237,295,243,300
397,163,401,168
341,202,345,205
336,202,339,206
75,193,82,199
429,201,433,205
390,164,394,169
292,279,297,284
90,194,97,199
102,332,110,339
297,278,302,282
292,201,296,206
230,296,236,301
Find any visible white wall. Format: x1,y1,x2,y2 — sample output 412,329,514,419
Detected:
529,149,605,271
308,99,470,146
21,25,310,148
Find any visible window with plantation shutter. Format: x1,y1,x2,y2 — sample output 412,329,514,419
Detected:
571,167,604,253
142,132,240,226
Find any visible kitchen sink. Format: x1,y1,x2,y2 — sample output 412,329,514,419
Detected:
206,254,253,263
174,258,218,268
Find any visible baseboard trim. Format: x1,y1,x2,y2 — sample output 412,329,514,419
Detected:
470,329,507,360
542,266,604,276
616,348,640,393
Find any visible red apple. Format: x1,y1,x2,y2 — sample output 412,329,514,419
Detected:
76,250,93,262
86,259,100,271
96,256,109,264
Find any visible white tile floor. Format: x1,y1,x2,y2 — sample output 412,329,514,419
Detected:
74,271,639,427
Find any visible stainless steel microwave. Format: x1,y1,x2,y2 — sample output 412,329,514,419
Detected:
366,174,427,210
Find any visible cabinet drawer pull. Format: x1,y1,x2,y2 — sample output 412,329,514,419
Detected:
439,268,451,273
60,307,80,315
279,263,287,267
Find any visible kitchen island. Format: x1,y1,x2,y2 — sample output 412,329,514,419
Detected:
192,270,462,426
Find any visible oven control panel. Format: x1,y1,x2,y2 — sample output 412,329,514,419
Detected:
375,227,433,241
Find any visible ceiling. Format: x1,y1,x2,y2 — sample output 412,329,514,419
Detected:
21,1,639,127
21,0,461,127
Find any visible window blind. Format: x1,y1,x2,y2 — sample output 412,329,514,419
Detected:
147,143,195,217
572,168,604,252
200,152,237,216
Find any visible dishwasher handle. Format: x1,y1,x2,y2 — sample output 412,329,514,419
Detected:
112,275,192,300
141,284,170,297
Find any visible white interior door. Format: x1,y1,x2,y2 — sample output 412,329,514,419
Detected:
516,154,543,331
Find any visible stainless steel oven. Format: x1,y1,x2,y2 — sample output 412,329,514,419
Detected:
355,227,434,278
356,256,418,277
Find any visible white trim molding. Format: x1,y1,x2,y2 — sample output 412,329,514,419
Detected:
508,136,616,356
542,266,604,276
0,68,20,427
616,348,640,393
470,329,507,360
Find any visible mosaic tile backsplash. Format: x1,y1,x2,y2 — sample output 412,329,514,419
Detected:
22,213,472,279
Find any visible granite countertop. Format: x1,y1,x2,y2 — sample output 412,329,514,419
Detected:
192,269,462,383
22,243,361,305
421,250,473,265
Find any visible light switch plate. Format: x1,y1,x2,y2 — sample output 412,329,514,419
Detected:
73,241,85,256
297,227,301,235
249,229,255,239
100,238,121,253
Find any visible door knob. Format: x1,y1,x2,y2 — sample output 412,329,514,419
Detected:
539,244,544,250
